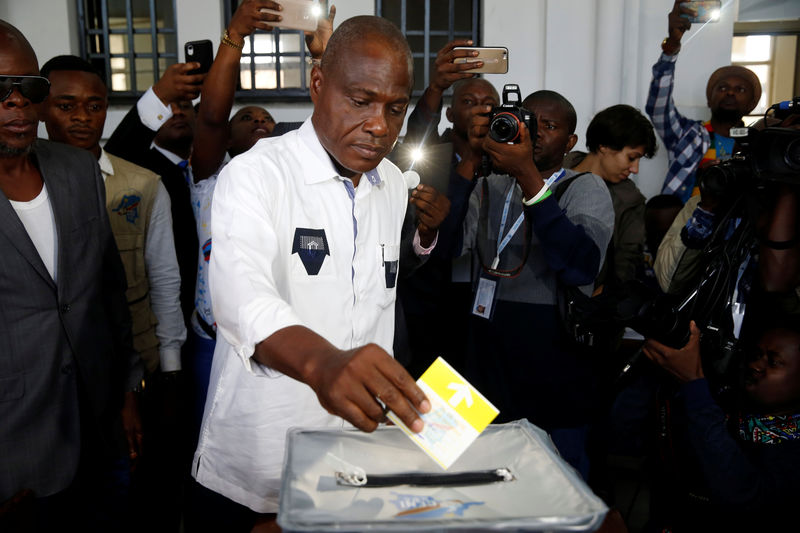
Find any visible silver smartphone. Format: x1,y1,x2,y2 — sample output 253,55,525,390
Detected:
260,0,321,32
453,46,509,74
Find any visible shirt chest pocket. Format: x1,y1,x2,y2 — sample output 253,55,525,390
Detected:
379,243,400,290
375,242,400,311
290,227,336,280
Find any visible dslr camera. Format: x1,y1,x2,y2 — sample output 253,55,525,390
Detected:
488,84,536,143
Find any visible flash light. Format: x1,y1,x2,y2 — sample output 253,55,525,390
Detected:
410,147,425,163
710,8,720,21
311,3,323,18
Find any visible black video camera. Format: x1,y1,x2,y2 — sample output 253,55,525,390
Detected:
488,84,536,143
699,98,800,200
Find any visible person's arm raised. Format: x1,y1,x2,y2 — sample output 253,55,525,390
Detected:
191,0,281,182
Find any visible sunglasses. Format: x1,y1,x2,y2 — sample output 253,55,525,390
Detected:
0,75,51,104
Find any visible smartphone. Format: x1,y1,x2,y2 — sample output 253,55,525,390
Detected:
185,39,213,75
453,47,508,74
681,1,721,23
260,0,321,33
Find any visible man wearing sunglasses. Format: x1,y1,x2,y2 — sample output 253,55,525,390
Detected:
0,20,141,529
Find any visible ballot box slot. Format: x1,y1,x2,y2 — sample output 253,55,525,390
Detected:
334,467,515,488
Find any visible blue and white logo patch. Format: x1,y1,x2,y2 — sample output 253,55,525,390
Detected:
388,492,483,519
292,228,330,275
112,192,141,224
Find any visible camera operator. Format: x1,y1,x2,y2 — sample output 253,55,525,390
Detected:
397,40,499,377
647,0,762,202
642,319,800,530
436,88,614,479
655,112,800,305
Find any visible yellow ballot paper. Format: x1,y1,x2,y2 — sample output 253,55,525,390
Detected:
386,357,499,469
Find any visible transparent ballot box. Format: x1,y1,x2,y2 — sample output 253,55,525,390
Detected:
278,419,608,532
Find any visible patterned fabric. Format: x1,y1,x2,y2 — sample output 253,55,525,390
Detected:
646,53,711,202
680,204,716,248
738,413,800,444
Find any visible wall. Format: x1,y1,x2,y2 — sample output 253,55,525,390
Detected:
483,0,738,199
4,0,795,198
738,0,800,22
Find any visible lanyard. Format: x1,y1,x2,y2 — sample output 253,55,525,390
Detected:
491,182,525,269
490,169,566,270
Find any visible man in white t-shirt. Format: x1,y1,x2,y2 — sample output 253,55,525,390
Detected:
191,14,447,530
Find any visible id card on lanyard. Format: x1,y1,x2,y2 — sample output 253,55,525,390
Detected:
472,169,566,320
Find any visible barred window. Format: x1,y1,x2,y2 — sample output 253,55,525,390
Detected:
376,0,480,97
77,0,178,102
223,0,324,100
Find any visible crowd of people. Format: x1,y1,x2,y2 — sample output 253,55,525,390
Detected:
1,0,798,531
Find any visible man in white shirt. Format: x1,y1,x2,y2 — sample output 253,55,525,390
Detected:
191,14,442,530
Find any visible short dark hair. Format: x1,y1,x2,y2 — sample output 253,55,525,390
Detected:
41,55,106,87
451,78,499,103
321,16,412,90
585,104,656,158
646,194,683,211
522,90,577,135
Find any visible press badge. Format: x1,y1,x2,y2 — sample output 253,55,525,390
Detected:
472,276,497,319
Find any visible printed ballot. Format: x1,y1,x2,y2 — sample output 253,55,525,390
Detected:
386,357,499,469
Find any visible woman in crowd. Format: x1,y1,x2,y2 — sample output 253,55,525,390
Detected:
571,104,657,291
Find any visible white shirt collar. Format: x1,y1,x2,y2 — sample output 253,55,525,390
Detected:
297,118,382,187
151,142,187,166
98,148,113,181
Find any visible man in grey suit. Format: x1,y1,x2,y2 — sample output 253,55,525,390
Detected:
0,20,141,530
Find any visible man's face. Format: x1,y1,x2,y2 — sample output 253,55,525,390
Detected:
229,106,275,156
708,75,754,118
154,100,195,147
745,329,800,415
523,99,577,173
310,39,411,177
40,70,107,155
446,80,498,137
0,40,41,156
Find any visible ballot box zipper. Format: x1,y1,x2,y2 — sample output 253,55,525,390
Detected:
335,468,515,488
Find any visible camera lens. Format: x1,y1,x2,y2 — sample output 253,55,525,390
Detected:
784,138,800,171
489,113,520,143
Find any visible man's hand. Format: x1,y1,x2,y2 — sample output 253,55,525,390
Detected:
666,0,695,48
152,63,206,105
429,39,481,96
482,121,543,198
307,343,431,433
227,0,282,43
643,321,704,383
305,4,336,59
410,184,450,247
121,391,143,469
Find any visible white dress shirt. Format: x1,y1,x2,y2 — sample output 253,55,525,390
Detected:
99,149,186,371
193,118,409,512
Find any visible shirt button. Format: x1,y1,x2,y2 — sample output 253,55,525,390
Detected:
157,114,163,120
61,363,73,375
61,304,71,313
